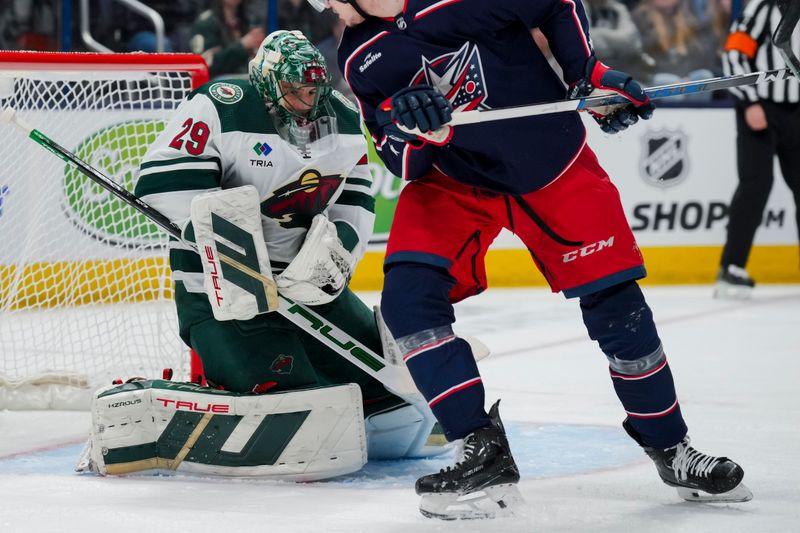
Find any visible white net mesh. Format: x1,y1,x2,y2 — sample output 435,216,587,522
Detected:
0,54,205,409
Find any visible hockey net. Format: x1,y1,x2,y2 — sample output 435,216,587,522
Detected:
0,52,208,409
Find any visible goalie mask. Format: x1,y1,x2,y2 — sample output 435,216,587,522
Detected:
249,30,332,129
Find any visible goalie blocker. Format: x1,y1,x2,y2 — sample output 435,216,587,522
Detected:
190,186,278,321
76,379,449,480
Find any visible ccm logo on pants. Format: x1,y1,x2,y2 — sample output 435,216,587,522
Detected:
563,236,615,263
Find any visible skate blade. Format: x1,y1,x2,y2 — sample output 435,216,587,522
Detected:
713,282,753,300
677,482,753,503
419,484,525,520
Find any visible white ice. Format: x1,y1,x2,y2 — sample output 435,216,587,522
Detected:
1,285,799,533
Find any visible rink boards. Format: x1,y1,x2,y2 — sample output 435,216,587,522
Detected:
1,108,798,309
355,108,800,290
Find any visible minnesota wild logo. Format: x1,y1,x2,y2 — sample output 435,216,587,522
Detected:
209,82,244,104
270,354,294,375
260,169,343,229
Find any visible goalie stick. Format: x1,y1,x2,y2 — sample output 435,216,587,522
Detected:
0,107,416,396
444,0,800,127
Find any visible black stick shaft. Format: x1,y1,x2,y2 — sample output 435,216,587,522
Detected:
29,128,184,241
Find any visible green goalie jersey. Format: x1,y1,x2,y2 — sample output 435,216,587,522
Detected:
134,80,374,336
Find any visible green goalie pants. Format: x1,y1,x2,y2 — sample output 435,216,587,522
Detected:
179,288,399,415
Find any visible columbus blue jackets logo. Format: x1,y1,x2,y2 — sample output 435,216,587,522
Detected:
639,129,689,188
410,42,490,112
260,169,343,229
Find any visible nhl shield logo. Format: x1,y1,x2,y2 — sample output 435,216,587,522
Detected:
639,130,689,188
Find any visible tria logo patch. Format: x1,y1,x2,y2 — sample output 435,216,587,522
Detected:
270,354,294,375
253,141,273,157
209,82,244,104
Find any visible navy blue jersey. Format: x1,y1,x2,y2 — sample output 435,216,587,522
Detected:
339,0,596,194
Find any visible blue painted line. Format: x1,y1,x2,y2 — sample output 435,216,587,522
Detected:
0,443,85,475
0,423,642,485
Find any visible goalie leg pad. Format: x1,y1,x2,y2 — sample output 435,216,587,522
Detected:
365,402,450,460
76,380,366,481
373,305,491,400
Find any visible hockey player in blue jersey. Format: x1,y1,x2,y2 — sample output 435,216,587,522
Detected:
308,0,753,519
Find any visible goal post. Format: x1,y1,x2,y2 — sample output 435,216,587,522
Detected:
0,52,209,409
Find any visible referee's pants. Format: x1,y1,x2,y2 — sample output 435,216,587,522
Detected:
721,101,800,268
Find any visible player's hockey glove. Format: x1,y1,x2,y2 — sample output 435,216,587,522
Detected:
376,85,454,147
569,55,655,134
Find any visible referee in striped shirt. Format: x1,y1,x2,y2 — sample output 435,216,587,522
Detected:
717,0,800,296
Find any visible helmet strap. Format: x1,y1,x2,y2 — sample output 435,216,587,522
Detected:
347,0,371,20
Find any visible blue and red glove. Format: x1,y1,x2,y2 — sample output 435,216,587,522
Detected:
569,56,655,134
376,85,454,146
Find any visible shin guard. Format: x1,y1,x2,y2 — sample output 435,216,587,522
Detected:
581,281,687,448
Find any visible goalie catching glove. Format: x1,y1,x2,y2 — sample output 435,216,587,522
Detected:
276,213,356,306
569,55,655,134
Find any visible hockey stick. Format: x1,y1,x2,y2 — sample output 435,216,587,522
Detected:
0,107,417,396
448,4,800,126
774,0,800,79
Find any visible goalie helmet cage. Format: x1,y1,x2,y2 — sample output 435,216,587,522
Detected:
0,51,209,409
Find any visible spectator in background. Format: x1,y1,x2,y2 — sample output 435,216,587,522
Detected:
90,0,202,53
0,0,57,50
715,0,800,297
631,0,718,97
584,0,654,79
126,0,204,53
694,0,733,63
279,0,337,44
316,18,350,96
190,0,266,78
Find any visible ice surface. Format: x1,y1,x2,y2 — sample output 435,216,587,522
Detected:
1,285,798,532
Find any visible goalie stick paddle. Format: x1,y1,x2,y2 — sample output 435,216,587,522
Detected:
0,107,414,395
447,3,800,127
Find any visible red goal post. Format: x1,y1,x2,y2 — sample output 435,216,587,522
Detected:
0,51,209,85
0,52,208,409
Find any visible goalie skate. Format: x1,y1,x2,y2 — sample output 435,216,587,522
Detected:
416,400,524,520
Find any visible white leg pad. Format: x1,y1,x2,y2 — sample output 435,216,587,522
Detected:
76,380,367,481
365,403,450,460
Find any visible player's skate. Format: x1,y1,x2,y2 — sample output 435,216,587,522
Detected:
713,265,755,299
415,400,524,520
624,420,752,503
